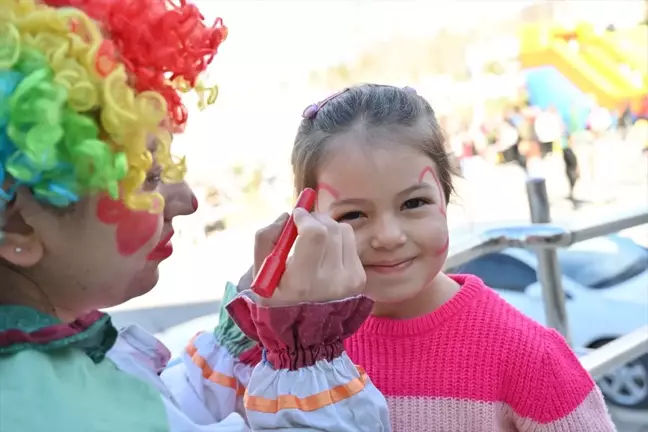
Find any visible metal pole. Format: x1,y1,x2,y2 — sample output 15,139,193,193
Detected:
526,177,572,344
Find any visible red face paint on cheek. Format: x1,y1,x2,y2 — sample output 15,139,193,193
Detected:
434,236,449,257
191,194,198,212
416,235,450,292
417,166,446,216
96,196,160,257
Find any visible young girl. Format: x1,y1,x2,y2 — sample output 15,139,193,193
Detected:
0,2,389,430
290,84,616,431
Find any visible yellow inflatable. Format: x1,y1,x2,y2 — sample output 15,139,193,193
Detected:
519,23,647,111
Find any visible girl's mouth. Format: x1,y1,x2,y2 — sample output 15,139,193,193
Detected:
365,258,415,275
147,230,174,261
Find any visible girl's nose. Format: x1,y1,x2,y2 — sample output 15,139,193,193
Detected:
370,215,407,250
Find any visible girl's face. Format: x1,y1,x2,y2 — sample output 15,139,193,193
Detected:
0,146,198,315
315,139,449,307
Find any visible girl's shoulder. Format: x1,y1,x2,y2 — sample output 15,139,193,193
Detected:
478,289,599,397
442,275,557,361
470,283,572,361
453,279,613,428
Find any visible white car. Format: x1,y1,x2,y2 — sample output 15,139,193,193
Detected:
447,234,648,410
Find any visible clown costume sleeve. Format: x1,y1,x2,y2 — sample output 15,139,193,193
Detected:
161,282,391,431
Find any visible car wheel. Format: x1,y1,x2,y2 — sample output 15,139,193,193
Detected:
592,339,648,410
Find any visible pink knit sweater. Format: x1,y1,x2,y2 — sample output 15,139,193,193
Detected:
345,274,616,431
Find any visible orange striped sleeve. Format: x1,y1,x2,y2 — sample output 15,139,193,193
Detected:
185,335,246,396
244,366,368,413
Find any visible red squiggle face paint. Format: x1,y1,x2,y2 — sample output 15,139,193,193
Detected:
412,231,450,297
191,194,199,212
434,236,449,257
96,195,160,257
316,182,340,211
417,165,446,216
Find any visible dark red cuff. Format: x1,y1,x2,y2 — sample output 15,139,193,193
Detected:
238,344,262,366
226,293,373,370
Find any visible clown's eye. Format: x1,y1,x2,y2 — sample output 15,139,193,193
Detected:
144,168,162,190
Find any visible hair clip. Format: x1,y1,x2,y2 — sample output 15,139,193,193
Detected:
301,88,350,120
301,103,319,120
402,86,418,95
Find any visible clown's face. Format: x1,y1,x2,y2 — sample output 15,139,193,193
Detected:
0,143,198,318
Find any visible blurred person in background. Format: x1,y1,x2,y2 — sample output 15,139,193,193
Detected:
586,97,613,140
448,124,467,172
518,106,543,175
499,106,527,172
618,101,635,140
534,106,564,158
563,134,581,209
639,95,648,121
638,96,648,153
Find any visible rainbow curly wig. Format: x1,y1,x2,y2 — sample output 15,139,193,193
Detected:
0,0,226,234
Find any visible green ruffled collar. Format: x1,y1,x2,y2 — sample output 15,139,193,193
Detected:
0,305,117,363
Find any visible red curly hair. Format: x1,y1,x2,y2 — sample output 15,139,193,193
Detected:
42,0,228,131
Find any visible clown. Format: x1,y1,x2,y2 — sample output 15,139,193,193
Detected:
0,1,390,430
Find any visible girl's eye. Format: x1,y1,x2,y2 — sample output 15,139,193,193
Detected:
336,211,364,222
401,197,431,210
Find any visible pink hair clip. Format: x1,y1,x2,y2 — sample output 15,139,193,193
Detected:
302,88,350,119
402,86,418,95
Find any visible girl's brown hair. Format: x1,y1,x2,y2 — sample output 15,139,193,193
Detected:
291,84,456,202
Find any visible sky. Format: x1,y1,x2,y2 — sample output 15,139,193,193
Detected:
179,0,644,177
180,1,537,172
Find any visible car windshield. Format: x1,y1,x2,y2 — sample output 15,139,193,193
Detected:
557,236,648,289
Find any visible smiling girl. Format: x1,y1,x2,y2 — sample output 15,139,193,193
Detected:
290,84,616,431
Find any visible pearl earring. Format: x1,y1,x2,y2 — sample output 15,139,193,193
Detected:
15,247,22,253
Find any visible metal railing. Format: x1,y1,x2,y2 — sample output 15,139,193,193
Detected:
444,177,648,378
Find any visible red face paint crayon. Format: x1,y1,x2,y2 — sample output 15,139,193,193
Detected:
251,188,317,298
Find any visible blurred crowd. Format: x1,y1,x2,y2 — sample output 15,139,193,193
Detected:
444,94,648,207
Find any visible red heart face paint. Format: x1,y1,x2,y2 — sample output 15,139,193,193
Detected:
96,196,160,257
417,165,449,256
316,182,340,211
417,165,446,217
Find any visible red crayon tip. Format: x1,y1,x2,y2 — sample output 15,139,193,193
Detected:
251,188,317,298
